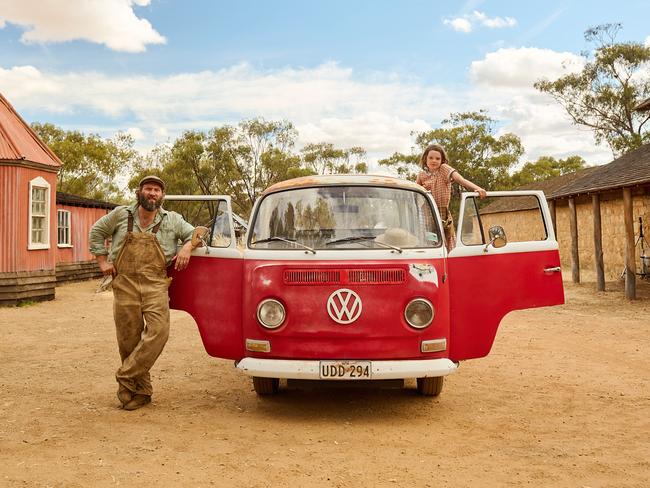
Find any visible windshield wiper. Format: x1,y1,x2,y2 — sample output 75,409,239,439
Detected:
251,236,316,254
325,235,402,253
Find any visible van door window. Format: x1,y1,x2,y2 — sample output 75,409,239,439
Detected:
460,194,548,246
211,200,233,248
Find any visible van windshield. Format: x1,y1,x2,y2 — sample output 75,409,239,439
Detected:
249,186,442,250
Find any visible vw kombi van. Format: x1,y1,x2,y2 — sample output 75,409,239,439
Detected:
168,175,564,397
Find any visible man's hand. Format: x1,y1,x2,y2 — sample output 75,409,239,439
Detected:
174,241,194,271
96,255,116,276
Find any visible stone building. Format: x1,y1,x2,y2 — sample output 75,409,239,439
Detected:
481,144,650,298
550,145,650,287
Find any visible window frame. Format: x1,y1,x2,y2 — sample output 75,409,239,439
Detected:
57,209,72,248
28,176,51,250
248,185,442,250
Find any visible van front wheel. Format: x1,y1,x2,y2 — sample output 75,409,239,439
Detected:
416,376,444,396
252,377,279,395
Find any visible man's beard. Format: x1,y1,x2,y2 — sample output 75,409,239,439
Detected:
138,192,163,211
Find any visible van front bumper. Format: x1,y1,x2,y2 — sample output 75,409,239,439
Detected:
236,357,458,380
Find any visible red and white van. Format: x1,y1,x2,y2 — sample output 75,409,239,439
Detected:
168,175,564,397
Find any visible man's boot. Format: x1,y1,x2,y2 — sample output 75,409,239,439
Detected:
124,394,151,411
117,385,132,407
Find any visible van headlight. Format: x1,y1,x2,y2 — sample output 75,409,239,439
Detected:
257,299,286,329
404,298,434,329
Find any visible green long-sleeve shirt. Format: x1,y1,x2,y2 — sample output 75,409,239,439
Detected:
89,202,194,265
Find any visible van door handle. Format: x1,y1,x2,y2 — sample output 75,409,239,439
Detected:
544,266,561,273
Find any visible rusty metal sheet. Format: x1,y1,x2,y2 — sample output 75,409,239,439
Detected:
262,174,423,195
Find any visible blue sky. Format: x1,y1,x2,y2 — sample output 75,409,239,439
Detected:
1,0,649,173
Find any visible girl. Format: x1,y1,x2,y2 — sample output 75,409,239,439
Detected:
415,144,486,250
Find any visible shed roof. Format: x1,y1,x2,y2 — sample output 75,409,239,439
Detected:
522,166,601,199
0,92,62,168
551,143,650,199
482,142,650,215
479,167,600,214
56,192,118,210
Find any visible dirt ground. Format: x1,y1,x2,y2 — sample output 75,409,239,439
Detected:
1,279,649,488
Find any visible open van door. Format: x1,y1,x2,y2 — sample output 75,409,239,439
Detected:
166,195,245,360
447,191,564,361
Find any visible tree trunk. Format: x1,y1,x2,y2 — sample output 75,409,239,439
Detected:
592,194,605,291
568,197,580,283
623,187,636,300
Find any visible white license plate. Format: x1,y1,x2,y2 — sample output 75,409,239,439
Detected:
319,361,372,380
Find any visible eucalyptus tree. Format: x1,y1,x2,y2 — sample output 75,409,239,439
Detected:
131,119,313,219
510,155,586,187
379,111,524,191
301,142,368,175
32,122,137,202
535,23,650,156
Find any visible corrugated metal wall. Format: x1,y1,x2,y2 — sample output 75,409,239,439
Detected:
56,204,110,264
0,164,58,273
0,165,18,272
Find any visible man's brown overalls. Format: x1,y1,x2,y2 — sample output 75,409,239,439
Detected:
112,211,172,397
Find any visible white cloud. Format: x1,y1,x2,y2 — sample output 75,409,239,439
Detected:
469,47,584,88
0,0,165,52
444,10,517,33
0,51,613,169
471,10,517,29
645,36,650,46
153,126,169,140
444,18,472,33
466,47,610,165
125,127,145,140
0,62,453,156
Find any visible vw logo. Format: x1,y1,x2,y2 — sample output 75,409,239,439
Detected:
327,288,362,324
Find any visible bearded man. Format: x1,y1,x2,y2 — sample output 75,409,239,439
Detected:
90,175,196,410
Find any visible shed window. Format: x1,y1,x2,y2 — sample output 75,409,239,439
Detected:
28,177,51,250
58,210,71,246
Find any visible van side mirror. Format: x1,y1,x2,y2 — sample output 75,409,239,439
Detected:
484,225,507,252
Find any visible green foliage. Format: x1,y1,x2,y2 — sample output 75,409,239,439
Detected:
129,120,370,220
510,155,586,187
301,143,369,175
377,151,420,180
379,111,524,191
534,23,650,156
31,122,137,203
417,111,523,190
130,118,316,219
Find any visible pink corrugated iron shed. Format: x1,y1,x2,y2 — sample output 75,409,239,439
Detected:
1,92,60,274
0,92,62,167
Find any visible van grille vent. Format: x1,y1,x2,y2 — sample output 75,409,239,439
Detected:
348,269,405,284
283,268,405,285
284,270,341,284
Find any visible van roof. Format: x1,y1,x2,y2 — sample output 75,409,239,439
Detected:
262,174,423,195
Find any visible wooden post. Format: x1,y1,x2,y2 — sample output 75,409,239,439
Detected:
623,187,636,299
548,199,557,236
568,196,580,283
592,194,605,291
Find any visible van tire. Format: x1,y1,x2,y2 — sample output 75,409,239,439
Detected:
416,376,444,396
252,377,279,395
